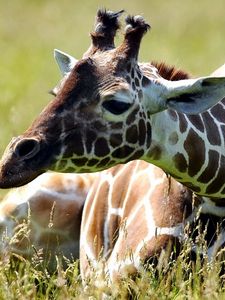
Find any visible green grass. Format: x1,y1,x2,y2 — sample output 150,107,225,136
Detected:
0,0,225,298
1,226,225,299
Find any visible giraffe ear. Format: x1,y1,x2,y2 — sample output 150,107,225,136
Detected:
54,49,78,76
164,76,225,114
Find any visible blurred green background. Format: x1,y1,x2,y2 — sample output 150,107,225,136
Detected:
0,0,224,156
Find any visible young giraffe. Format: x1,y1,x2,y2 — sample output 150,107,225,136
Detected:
0,9,224,203
80,160,225,281
0,172,97,266
1,160,224,281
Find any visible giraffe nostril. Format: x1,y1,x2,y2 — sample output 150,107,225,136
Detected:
15,138,40,160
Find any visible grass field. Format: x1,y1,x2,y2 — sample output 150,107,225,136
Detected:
0,0,225,298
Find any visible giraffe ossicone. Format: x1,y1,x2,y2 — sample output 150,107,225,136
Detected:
0,9,225,200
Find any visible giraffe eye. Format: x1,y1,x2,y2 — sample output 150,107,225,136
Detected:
102,100,132,115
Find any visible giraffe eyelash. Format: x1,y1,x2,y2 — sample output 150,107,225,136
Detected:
102,99,132,115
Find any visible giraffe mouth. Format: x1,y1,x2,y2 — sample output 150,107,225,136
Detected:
0,163,44,189
0,138,52,189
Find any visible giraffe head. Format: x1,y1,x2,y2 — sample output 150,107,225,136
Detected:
0,9,225,188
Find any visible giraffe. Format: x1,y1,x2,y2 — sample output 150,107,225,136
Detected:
1,45,225,271
0,9,225,204
1,160,224,282
80,160,225,282
0,171,97,267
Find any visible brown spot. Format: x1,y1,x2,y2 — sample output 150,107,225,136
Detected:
171,174,182,180
106,159,117,167
173,153,188,173
87,158,99,167
126,76,131,84
64,132,84,156
181,182,201,193
93,121,105,130
146,122,152,148
178,113,188,133
122,166,150,220
210,197,225,207
110,162,138,209
188,115,204,133
112,145,134,159
132,81,135,91
131,68,134,78
57,159,67,171
71,157,88,166
201,112,221,146
127,149,145,161
168,132,178,145
110,122,123,129
126,107,139,125
110,134,123,147
138,90,143,99
61,166,77,172
142,76,150,87
138,119,146,146
107,214,121,250
168,109,178,122
126,125,138,144
137,71,142,79
94,138,110,157
206,155,225,194
85,179,109,255
198,150,219,183
135,78,140,87
210,103,225,123
85,130,97,153
221,125,225,143
184,129,205,177
96,157,111,168
148,145,162,160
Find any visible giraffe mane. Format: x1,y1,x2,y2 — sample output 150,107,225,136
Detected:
151,62,191,81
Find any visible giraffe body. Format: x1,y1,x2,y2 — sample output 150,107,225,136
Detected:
80,160,225,280
1,161,225,280
0,172,96,265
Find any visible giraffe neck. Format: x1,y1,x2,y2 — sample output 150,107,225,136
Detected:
144,103,225,198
